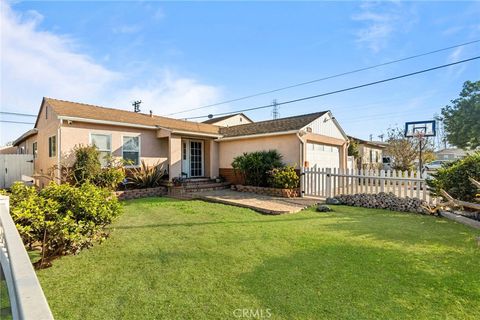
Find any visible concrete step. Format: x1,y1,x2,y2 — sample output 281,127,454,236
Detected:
184,182,231,190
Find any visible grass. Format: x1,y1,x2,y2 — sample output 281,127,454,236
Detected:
37,198,480,319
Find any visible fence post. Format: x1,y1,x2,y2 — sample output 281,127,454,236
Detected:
326,168,332,198
380,170,385,193
300,167,305,198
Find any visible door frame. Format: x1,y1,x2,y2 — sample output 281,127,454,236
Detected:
181,139,204,178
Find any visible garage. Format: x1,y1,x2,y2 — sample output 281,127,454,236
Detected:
306,142,340,169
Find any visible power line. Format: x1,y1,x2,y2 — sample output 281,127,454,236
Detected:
168,39,480,116
185,56,480,120
0,111,37,117
0,120,35,125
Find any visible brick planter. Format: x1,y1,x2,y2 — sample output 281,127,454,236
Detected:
234,185,300,198
114,186,167,200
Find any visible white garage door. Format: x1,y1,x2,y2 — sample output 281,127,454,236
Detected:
306,143,340,169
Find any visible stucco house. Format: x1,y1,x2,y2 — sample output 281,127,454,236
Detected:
12,97,349,187
348,136,385,170
434,148,467,161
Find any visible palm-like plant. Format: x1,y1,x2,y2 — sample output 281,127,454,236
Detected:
127,161,166,188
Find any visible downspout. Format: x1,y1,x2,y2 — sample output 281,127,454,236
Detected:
296,131,305,197
57,119,62,183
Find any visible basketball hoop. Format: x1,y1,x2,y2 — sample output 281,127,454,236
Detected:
405,120,436,174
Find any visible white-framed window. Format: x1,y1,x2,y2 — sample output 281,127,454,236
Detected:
122,136,140,166
48,135,56,157
90,133,111,167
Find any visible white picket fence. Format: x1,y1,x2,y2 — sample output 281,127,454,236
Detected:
301,167,434,203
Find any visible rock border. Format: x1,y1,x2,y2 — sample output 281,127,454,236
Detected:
234,185,299,198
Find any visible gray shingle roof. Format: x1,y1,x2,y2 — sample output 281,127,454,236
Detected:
220,111,327,138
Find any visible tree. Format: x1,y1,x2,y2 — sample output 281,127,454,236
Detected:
385,127,433,171
441,80,480,149
348,140,360,158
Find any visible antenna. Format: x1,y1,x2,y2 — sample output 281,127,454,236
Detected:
132,100,142,113
272,99,279,120
369,134,373,141
378,134,384,142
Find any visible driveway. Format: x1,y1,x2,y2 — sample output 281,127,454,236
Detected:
193,189,321,214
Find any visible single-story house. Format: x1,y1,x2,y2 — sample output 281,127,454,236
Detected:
434,148,467,161
348,136,385,170
13,97,349,187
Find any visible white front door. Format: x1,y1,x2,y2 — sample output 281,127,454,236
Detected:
181,139,204,177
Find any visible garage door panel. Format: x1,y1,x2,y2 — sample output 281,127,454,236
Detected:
306,142,340,169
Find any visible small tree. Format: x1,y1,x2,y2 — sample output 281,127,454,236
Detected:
441,80,480,149
72,145,101,184
348,140,360,158
385,127,433,171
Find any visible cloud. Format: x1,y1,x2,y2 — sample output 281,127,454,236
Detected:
0,1,222,144
352,2,417,53
112,24,142,34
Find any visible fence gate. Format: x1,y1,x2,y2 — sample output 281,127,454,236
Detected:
301,167,433,203
0,154,34,189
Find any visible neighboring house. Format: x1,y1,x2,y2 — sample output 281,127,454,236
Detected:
12,97,349,187
202,113,253,126
434,148,467,161
0,145,18,154
348,136,385,170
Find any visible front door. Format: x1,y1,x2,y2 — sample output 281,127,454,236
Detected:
181,139,204,177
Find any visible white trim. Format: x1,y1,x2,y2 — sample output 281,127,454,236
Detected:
59,116,158,129
181,139,204,177
169,129,222,138
215,130,299,141
89,132,113,167
121,134,141,168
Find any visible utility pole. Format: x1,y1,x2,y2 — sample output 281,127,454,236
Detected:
132,100,142,113
272,99,279,120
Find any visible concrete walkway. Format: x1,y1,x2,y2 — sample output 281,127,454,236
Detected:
193,189,321,214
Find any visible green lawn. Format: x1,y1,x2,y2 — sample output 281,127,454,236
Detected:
37,198,480,320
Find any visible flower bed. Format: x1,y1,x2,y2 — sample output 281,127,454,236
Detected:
234,185,299,198
114,186,167,200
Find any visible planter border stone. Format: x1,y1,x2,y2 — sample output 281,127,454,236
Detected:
234,185,300,198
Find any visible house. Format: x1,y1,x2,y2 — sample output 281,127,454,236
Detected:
12,97,349,187
348,136,385,170
434,148,467,161
202,113,253,126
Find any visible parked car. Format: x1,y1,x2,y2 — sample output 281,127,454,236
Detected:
423,160,450,171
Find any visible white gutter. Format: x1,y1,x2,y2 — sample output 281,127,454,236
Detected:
216,130,299,141
169,129,222,138
58,116,158,129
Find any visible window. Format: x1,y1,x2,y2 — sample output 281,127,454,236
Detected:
122,136,140,166
48,136,56,157
90,133,111,166
33,142,37,158
183,142,187,160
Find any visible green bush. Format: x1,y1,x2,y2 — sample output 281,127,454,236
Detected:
70,146,125,190
427,152,480,202
269,166,300,189
232,150,284,187
72,145,101,185
127,160,166,188
3,182,121,268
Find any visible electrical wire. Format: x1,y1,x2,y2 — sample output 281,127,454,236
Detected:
167,39,480,116
184,56,480,120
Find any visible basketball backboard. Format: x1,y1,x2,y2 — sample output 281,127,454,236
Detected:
404,120,436,138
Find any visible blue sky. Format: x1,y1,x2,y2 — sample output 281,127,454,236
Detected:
1,0,479,145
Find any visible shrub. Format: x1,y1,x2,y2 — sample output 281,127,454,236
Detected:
127,161,166,188
3,182,121,268
72,145,101,185
269,166,299,189
69,146,125,190
232,150,283,187
427,152,480,202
